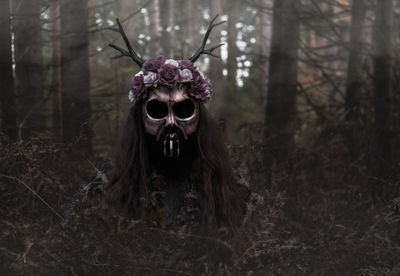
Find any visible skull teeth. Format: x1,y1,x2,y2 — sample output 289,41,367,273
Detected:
163,134,180,158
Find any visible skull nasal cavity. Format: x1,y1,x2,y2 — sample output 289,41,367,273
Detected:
165,124,178,133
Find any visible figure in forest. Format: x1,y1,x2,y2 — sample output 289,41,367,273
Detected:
83,15,245,231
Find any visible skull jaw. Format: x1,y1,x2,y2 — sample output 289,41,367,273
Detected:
163,133,180,158
145,131,197,178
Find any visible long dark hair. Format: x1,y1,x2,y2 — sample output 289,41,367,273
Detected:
104,101,243,226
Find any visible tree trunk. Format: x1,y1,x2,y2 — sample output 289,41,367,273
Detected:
51,0,62,140
208,0,225,122
227,0,239,85
12,0,44,139
326,2,340,108
159,0,172,58
372,0,393,178
264,0,300,160
117,0,137,59
148,0,160,57
180,0,193,58
257,0,273,116
169,0,175,58
0,0,17,141
344,0,367,157
60,0,92,152
116,0,139,107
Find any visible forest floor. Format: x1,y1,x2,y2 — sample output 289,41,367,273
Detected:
0,134,399,275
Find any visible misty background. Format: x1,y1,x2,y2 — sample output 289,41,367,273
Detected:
1,0,400,274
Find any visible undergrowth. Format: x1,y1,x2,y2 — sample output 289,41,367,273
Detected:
0,129,399,275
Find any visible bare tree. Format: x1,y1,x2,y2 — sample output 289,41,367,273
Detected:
117,0,139,89
60,0,92,152
117,0,137,50
51,0,62,140
208,0,225,122
159,0,173,57
256,0,273,114
12,0,44,139
264,0,300,160
169,0,175,58
0,0,17,140
180,0,194,58
344,0,367,156
325,1,341,106
372,0,393,177
148,0,160,57
227,0,239,85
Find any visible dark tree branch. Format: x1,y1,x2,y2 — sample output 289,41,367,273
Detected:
189,14,225,62
108,18,144,67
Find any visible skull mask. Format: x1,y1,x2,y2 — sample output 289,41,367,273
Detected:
142,85,199,158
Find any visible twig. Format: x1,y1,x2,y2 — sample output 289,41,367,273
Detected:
87,159,108,183
297,82,330,123
159,268,194,276
23,241,34,264
147,227,233,253
233,240,269,267
0,173,64,221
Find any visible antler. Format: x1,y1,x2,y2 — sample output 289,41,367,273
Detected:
189,14,226,62
109,18,144,67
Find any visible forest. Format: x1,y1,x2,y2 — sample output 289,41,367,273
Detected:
1,0,400,274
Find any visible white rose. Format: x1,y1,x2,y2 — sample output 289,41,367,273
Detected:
179,69,193,82
164,59,179,67
143,71,158,87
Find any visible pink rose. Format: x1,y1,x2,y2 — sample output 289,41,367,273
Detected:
179,60,196,71
158,63,180,88
199,86,212,101
189,71,212,101
143,56,164,73
129,74,145,101
192,71,207,91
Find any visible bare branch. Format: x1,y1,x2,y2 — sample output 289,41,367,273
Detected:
0,173,64,221
189,14,226,62
108,18,144,67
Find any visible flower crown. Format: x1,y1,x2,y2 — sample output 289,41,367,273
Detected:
109,15,225,104
128,57,212,103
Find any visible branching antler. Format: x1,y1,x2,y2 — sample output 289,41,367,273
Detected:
189,14,226,62
109,18,144,67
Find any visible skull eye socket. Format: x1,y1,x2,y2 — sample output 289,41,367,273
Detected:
173,99,195,119
146,100,168,119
